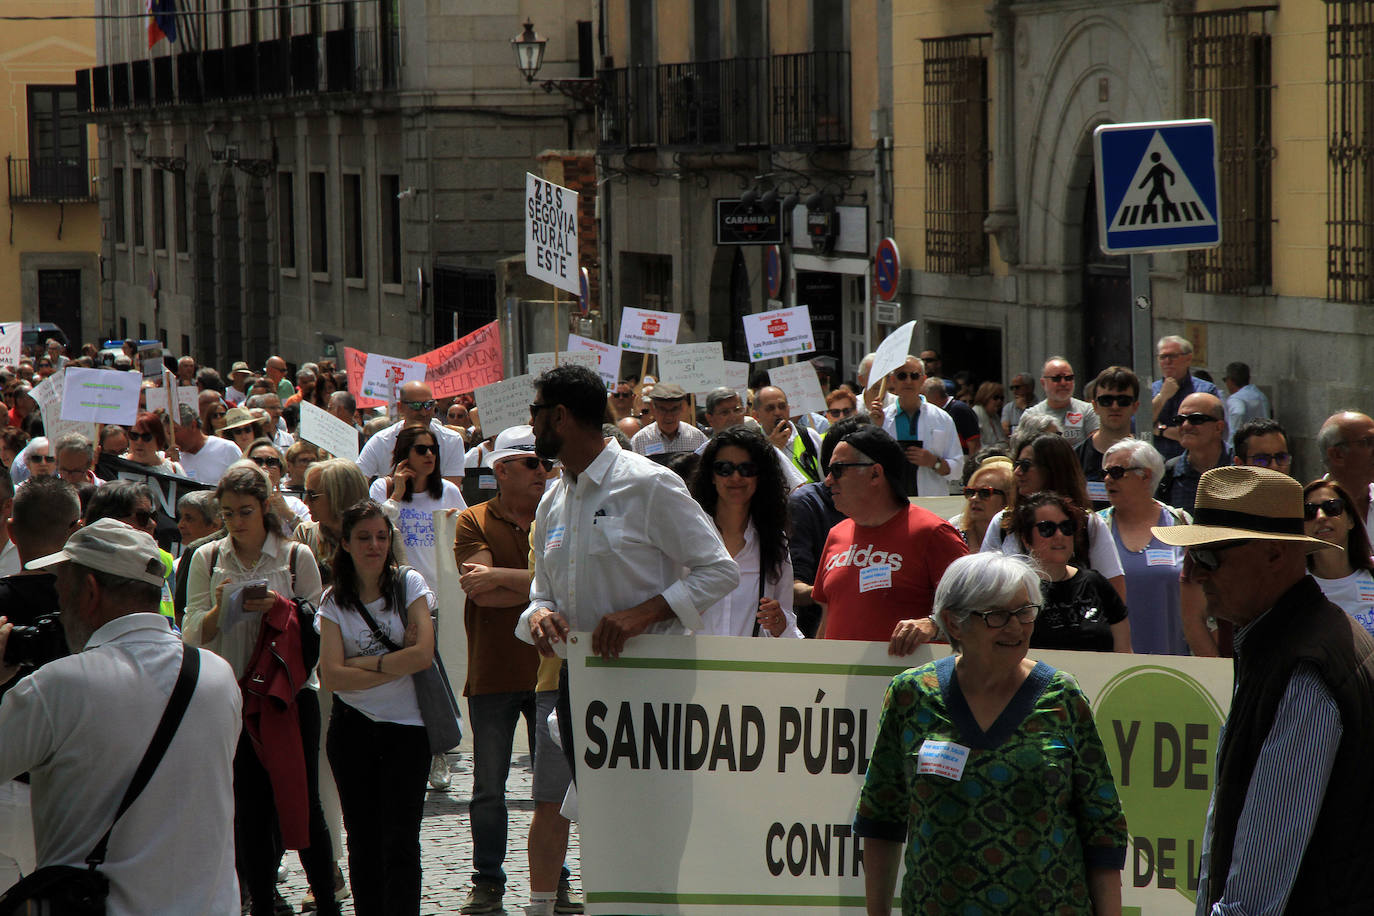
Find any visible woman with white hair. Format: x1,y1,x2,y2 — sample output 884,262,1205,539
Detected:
855,552,1128,915
1098,437,1209,656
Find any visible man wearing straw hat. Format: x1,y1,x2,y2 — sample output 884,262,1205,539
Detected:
1152,466,1374,913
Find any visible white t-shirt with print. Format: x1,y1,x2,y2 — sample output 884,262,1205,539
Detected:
369,478,467,591
1314,568,1374,637
316,568,435,725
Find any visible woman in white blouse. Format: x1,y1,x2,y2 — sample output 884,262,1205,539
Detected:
182,463,340,916
689,426,801,638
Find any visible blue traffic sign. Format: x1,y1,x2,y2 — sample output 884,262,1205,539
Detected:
1093,119,1220,255
874,237,900,301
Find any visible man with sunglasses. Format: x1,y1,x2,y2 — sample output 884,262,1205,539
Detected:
1152,465,1374,914
607,381,637,422
1150,335,1220,462
1020,356,1098,445
1077,367,1140,508
174,402,242,485
630,382,707,460
357,380,466,486
1232,418,1293,478
1156,393,1230,512
1319,411,1374,537
877,356,963,496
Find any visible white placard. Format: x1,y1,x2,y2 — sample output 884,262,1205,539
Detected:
176,386,201,421
722,360,749,391
659,342,724,395
474,374,536,439
31,369,94,442
870,320,919,385
768,360,827,417
617,307,681,355
567,334,620,386
139,345,163,379
527,350,601,377
359,353,427,404
298,400,360,463
743,305,816,362
0,323,20,369
60,367,143,426
525,172,580,294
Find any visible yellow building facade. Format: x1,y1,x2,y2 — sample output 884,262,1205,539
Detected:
0,0,100,347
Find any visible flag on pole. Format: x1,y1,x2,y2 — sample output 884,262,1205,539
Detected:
147,0,178,48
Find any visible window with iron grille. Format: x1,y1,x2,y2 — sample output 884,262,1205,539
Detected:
1184,7,1275,294
1327,0,1374,304
921,34,989,274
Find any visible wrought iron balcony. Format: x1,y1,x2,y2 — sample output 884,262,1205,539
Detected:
7,156,98,203
599,50,850,152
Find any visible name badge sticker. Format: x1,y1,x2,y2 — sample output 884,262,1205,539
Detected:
1146,547,1177,567
546,525,566,551
1358,580,1374,603
479,475,498,490
859,564,893,593
644,440,666,456
917,739,971,781
1086,480,1108,502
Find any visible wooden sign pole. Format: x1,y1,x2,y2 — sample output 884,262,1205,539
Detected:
553,291,562,368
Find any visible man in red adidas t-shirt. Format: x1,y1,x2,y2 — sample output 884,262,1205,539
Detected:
813,425,967,653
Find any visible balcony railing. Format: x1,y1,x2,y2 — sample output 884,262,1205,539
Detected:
7,156,98,203
80,28,400,114
599,51,850,152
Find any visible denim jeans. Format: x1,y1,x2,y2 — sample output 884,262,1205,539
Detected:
467,690,538,887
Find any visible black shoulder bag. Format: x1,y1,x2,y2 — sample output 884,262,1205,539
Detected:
0,646,201,916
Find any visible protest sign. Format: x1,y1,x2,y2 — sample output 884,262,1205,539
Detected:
176,386,201,421
0,324,19,368
743,305,815,361
96,453,213,552
617,307,681,355
722,361,748,391
869,320,919,385
360,353,427,404
567,334,620,386
298,400,360,463
32,369,97,443
139,344,164,379
659,342,724,396
527,351,600,377
410,321,504,400
768,360,827,416
61,367,142,426
526,173,580,295
343,346,386,409
474,374,535,438
569,635,1229,916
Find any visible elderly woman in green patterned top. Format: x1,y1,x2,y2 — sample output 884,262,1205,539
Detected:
854,551,1128,916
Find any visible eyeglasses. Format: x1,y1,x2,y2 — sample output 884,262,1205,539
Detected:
1305,498,1345,521
220,506,259,520
712,460,759,478
1043,374,1075,383
529,402,555,416
828,461,875,479
507,456,554,472
610,391,633,399
410,443,437,456
250,455,282,469
1010,384,1029,391
892,371,922,381
127,509,156,527
400,399,437,412
1157,352,1185,362
966,603,1041,629
962,487,1006,500
1034,519,1078,538
825,406,856,419
1103,465,1147,480
28,454,55,463
127,431,156,443
1013,458,1037,474
1337,436,1374,450
211,411,226,419
1095,395,1136,408
1187,541,1250,572
1247,452,1291,468
1170,413,1218,427
302,489,322,500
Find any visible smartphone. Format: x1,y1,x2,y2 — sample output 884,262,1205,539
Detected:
899,438,923,449
243,582,268,601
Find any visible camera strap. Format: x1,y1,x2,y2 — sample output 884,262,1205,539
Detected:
85,644,200,869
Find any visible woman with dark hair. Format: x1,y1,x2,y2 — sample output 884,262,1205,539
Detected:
971,382,1007,447
308,369,337,409
318,499,435,914
0,427,27,474
689,426,801,637
369,422,466,592
1303,479,1374,634
1010,492,1130,652
123,410,184,475
982,433,1127,602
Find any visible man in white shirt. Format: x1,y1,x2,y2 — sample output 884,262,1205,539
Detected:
224,361,253,406
875,357,963,496
1020,356,1099,445
357,381,465,485
630,382,708,458
173,406,242,484
0,518,241,914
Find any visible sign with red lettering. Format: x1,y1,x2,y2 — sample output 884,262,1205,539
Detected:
617,307,681,355
409,321,505,400
743,305,814,361
342,346,385,409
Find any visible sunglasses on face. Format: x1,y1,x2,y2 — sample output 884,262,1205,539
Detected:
1247,452,1291,468
401,399,437,411
410,443,437,456
1171,413,1218,427
211,411,226,419
127,431,156,443
1044,374,1075,383
1187,541,1249,572
1305,498,1345,521
250,455,282,469
828,461,875,479
128,509,156,527
713,460,759,478
892,371,922,381
28,454,55,463
502,456,554,472
962,487,1005,500
1103,465,1146,479
1010,384,1029,391
1095,395,1136,408
966,603,1041,629
1034,519,1077,538
611,391,633,399
1013,459,1036,474
826,406,856,419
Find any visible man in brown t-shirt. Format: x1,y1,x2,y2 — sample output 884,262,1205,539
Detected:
454,426,577,915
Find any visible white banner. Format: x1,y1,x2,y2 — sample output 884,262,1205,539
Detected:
60,367,142,426
359,353,427,404
527,351,601,378
617,307,681,355
567,334,621,387
869,320,919,385
569,635,1231,915
767,360,827,417
474,374,536,439
32,368,97,443
743,306,815,362
659,342,724,396
526,172,580,294
0,323,20,369
298,400,360,463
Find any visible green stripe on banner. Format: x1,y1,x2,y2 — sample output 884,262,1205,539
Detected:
586,892,897,907
582,657,908,677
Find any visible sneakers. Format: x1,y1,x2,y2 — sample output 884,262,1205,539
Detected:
555,877,585,914
460,882,504,914
301,864,349,912
428,752,452,790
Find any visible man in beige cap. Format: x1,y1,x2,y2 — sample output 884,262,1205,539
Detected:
629,381,706,458
1152,466,1374,914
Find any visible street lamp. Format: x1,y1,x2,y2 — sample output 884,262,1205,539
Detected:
205,123,275,179
130,127,186,172
511,19,547,83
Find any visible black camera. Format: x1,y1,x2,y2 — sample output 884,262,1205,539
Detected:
3,613,67,668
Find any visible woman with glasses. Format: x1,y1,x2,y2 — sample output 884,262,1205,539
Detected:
856,552,1128,915
247,437,311,533
689,426,801,637
220,406,261,454
1302,479,1374,635
298,458,375,587
202,400,229,437
1098,438,1206,655
951,457,1013,551
1009,492,1130,652
182,464,341,916
971,382,1007,447
121,411,185,475
369,423,466,594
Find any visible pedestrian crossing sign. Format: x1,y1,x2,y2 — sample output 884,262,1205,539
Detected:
1093,119,1221,254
